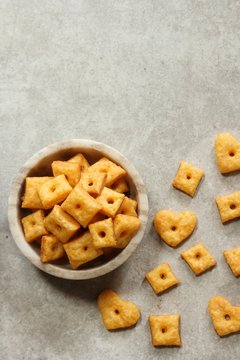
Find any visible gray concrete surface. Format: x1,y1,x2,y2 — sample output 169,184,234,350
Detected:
1,1,240,359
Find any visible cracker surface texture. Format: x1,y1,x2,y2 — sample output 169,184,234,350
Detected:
224,248,240,277
154,210,197,247
21,210,48,242
208,296,240,337
89,218,116,248
89,157,126,187
63,231,103,269
215,191,240,223
172,161,204,197
39,174,72,209
21,177,52,209
40,235,65,263
113,214,141,248
146,263,180,295
149,315,181,347
215,132,240,173
98,289,140,330
44,205,80,243
181,242,216,276
97,187,125,217
52,160,81,187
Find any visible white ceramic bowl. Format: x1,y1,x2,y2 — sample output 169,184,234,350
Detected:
8,140,148,280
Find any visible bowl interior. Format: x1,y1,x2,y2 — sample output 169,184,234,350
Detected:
17,145,139,271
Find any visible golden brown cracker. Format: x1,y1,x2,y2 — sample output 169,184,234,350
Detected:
208,296,240,337
97,187,125,218
21,177,52,209
215,132,240,174
52,160,81,187
21,210,48,242
172,161,204,197
40,235,65,263
149,315,181,347
181,242,216,276
145,263,180,295
215,191,240,223
113,214,141,248
154,210,197,247
88,218,116,248
38,174,72,209
97,289,140,330
224,248,240,277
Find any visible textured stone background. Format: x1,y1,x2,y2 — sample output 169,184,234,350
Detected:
1,1,240,359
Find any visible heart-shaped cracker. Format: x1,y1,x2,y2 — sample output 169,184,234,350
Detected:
153,210,197,247
215,133,240,174
208,296,240,337
98,289,140,330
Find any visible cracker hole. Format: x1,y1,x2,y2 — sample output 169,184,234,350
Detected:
51,187,56,192
161,327,167,333
31,221,36,226
115,309,119,315
225,314,230,320
229,152,235,157
88,182,93,186
56,225,61,231
107,198,114,204
186,175,191,180
75,204,81,209
99,231,106,238
160,273,166,280
84,246,88,251
120,231,127,238
230,204,236,210
195,253,201,259
171,226,177,231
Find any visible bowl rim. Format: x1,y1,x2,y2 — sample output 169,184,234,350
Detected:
8,139,149,280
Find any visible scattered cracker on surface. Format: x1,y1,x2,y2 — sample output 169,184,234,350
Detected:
145,263,180,295
89,157,126,187
38,174,72,209
68,153,90,173
21,210,48,242
61,185,101,228
215,191,240,223
149,315,181,347
63,231,103,269
208,296,240,337
154,210,197,247
181,242,216,276
172,161,204,197
40,234,65,263
97,187,125,218
44,205,80,243
224,248,240,277
110,178,129,193
97,289,140,330
79,170,106,197
117,197,138,217
52,160,81,187
113,214,141,248
215,132,240,174
89,218,116,248
21,177,52,209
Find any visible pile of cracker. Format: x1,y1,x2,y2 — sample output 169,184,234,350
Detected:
97,132,240,347
21,154,141,269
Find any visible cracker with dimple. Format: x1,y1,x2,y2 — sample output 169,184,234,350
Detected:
61,185,101,227
52,160,81,187
98,289,140,330
40,235,65,263
97,187,125,217
172,161,204,197
21,210,48,242
79,170,106,197
181,242,216,276
117,197,138,217
215,132,240,174
89,157,126,187
154,210,197,247
88,218,116,248
208,296,240,337
224,248,240,277
44,205,80,243
146,263,180,295
113,214,141,248
110,178,129,193
149,315,181,347
21,177,52,209
68,153,90,173
215,191,240,223
63,231,103,269
39,174,72,209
